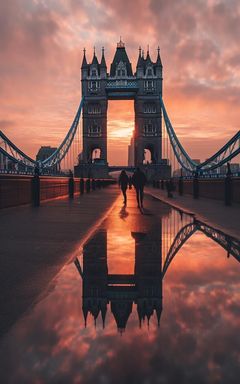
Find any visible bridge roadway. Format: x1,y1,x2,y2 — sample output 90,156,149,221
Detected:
0,184,119,336
146,186,240,240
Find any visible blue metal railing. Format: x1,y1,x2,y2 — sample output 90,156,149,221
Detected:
160,96,240,174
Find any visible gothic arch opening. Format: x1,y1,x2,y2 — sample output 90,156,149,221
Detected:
107,100,134,166
143,144,156,164
92,148,101,162
143,149,151,164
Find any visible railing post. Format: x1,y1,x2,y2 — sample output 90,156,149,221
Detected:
80,178,84,194
161,180,164,190
193,172,199,199
32,167,40,207
225,165,232,206
92,179,96,190
178,176,183,196
86,178,91,193
68,172,74,199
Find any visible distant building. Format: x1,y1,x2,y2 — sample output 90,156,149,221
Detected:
173,160,240,177
128,137,134,166
36,146,57,161
219,163,240,174
36,146,60,173
0,153,18,172
0,152,6,170
173,159,201,177
193,159,201,165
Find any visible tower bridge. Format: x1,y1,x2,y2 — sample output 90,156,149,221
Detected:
0,37,240,376
0,40,239,190
75,38,168,179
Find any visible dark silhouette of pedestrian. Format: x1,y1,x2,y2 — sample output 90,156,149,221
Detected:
119,170,129,205
34,164,40,176
128,176,132,189
132,167,147,208
166,178,174,198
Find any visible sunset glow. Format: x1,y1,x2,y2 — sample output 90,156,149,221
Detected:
108,100,134,165
0,0,240,164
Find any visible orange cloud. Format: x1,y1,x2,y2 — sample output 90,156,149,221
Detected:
0,0,240,165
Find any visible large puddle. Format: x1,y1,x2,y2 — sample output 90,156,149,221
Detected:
0,190,239,383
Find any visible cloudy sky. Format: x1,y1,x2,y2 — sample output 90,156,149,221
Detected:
0,0,240,164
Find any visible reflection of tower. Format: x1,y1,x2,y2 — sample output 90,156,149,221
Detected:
133,226,162,327
110,297,133,333
81,223,163,331
82,230,108,327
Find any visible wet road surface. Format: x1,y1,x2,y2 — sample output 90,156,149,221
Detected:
0,189,239,384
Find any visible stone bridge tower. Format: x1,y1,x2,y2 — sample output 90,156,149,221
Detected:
81,47,108,164
134,47,163,165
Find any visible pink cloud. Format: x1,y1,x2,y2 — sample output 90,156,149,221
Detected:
0,0,240,164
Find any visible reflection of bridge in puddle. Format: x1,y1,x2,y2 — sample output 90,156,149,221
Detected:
75,205,240,333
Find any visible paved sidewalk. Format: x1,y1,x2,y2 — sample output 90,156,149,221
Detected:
146,187,240,240
0,185,119,335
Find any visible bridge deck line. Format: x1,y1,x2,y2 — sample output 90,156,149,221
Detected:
0,185,119,335
146,187,240,240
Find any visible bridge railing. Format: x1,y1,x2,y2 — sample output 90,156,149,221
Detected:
152,176,240,205
0,175,116,209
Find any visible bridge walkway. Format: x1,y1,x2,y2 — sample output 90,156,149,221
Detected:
146,186,240,240
0,184,119,333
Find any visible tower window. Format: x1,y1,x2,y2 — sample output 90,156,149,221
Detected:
88,125,102,137
88,104,101,114
91,69,98,77
144,80,155,91
144,103,156,113
88,81,100,92
143,121,157,136
146,67,153,77
116,61,127,77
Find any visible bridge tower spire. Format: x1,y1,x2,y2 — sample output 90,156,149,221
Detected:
134,44,163,167
80,44,108,174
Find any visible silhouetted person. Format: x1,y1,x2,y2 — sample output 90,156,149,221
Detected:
34,165,40,176
128,176,132,189
132,167,147,208
119,170,129,205
227,162,232,176
166,178,174,198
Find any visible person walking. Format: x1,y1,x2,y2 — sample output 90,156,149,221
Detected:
128,176,132,189
132,167,147,208
118,170,129,205
166,178,174,198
